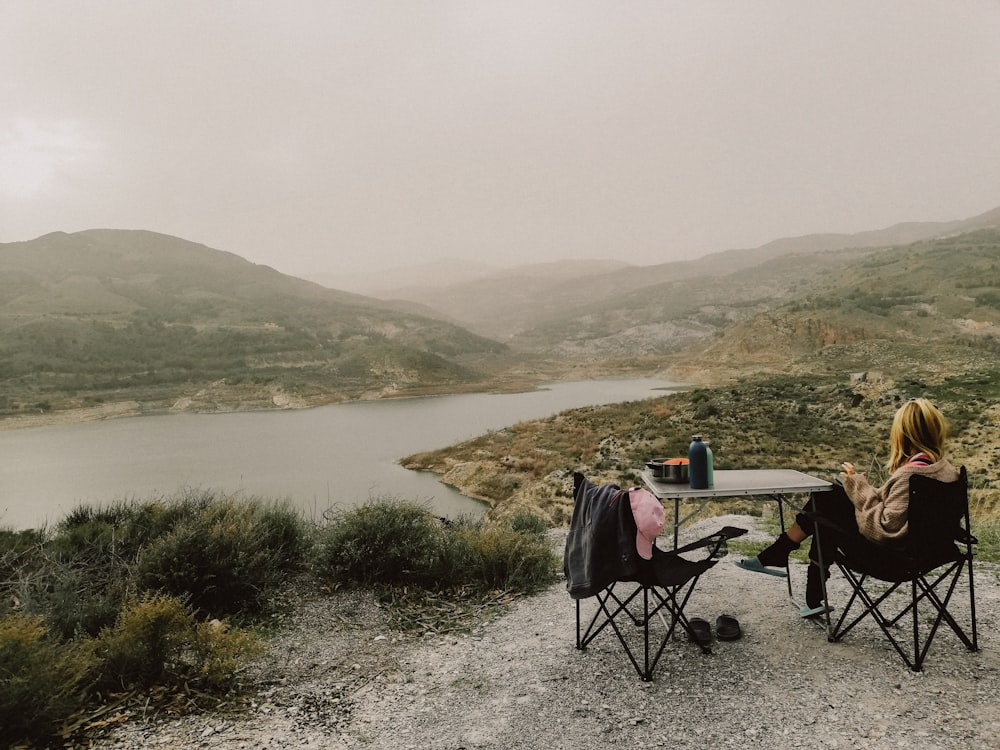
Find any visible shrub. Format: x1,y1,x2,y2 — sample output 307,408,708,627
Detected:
0,528,47,618
17,559,132,640
135,497,310,618
970,489,1000,563
443,522,557,595
1,519,133,638
0,527,46,557
0,614,96,747
315,499,446,587
318,505,559,634
96,594,261,695
505,512,547,536
316,499,559,596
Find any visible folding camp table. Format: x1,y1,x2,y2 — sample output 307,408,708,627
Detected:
642,469,832,595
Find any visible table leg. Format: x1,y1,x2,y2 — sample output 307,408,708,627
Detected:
775,496,793,597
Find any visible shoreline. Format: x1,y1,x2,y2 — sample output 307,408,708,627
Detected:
0,400,147,431
0,370,687,432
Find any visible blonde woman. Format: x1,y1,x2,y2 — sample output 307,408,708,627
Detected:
736,398,959,617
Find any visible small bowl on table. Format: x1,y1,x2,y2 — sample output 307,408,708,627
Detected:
645,457,689,483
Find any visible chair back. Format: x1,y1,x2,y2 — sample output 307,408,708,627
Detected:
904,466,968,569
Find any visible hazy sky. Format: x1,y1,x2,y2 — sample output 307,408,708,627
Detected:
2,1,999,279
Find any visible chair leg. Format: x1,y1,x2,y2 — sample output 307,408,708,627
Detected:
578,583,643,650
887,561,978,654
829,566,920,670
574,578,708,681
809,496,836,637
910,578,922,671
576,598,582,650
642,587,651,680
966,554,979,652
831,560,980,672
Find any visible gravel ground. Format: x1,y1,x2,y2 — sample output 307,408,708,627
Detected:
96,515,999,750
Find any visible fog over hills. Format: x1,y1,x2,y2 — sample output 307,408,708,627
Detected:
327,204,1000,343
2,206,998,423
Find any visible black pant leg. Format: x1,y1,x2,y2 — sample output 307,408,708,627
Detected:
796,485,861,565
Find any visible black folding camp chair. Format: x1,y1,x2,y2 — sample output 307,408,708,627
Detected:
574,529,746,681
810,467,978,671
565,473,746,681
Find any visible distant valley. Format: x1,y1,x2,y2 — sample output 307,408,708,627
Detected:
1,206,999,428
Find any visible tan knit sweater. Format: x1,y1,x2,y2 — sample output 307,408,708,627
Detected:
841,459,960,543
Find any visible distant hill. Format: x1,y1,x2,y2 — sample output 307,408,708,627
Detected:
307,258,503,296
373,204,1000,341
507,228,1000,385
308,258,632,299
4,208,999,424
0,230,509,420
677,229,1000,382
360,223,1000,388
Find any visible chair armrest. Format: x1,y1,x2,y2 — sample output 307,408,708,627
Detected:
673,526,747,556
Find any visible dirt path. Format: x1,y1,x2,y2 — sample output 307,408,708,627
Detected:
97,515,1000,750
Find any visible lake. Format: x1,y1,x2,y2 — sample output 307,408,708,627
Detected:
0,378,678,531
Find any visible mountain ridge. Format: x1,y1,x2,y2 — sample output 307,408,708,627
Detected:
359,204,1000,340
0,229,512,422
3,206,999,425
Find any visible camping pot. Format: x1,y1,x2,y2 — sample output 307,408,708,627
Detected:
646,458,689,483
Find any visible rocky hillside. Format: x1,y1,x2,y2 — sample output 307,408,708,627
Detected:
4,214,998,427
668,230,1000,382
401,231,1000,524
402,366,1000,527
0,230,510,421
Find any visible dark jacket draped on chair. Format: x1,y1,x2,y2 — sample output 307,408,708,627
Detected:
564,472,644,599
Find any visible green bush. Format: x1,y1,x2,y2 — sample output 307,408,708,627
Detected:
1,520,134,638
507,512,548,536
54,492,219,562
5,494,311,635
96,594,261,694
444,522,557,595
315,499,447,587
315,499,558,595
17,559,131,640
0,527,46,557
0,614,96,747
135,498,310,618
0,528,47,618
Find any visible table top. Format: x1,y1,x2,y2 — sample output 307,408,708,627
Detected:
641,468,832,499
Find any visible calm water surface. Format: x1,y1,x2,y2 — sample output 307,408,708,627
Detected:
1,378,677,530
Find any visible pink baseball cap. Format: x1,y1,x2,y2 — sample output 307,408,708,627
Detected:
629,488,665,560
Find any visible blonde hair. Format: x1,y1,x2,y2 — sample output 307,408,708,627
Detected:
887,398,947,472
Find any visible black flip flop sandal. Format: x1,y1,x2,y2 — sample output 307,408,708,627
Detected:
716,614,742,641
687,617,712,647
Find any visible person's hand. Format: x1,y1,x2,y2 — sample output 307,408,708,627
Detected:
840,462,862,481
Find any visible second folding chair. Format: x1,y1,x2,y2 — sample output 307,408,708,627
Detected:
564,472,746,681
